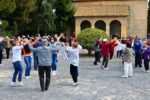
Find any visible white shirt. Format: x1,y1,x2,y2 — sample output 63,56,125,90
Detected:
12,46,23,62
66,45,82,66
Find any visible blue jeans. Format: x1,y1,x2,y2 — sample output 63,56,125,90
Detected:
12,61,23,82
51,54,57,71
24,56,32,76
33,52,38,70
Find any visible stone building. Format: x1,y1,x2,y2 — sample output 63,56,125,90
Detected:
73,0,148,38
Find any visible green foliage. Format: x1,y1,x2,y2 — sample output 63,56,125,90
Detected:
54,0,75,33
1,20,9,29
77,28,109,53
0,0,16,18
13,21,19,36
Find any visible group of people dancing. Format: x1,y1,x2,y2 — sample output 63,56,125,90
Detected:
93,36,150,78
0,33,82,92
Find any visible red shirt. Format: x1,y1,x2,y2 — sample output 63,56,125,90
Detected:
99,41,110,57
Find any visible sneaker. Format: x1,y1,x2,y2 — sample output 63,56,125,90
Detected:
0,64,3,67
52,71,57,76
104,67,108,70
122,76,128,78
28,76,31,79
72,82,78,87
146,70,149,73
11,82,17,87
25,76,29,79
18,82,24,86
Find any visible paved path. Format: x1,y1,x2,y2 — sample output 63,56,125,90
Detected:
0,55,150,100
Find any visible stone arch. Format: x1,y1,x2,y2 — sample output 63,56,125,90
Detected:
110,20,121,38
95,20,106,31
80,20,91,30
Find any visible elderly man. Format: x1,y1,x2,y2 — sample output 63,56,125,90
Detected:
29,38,59,92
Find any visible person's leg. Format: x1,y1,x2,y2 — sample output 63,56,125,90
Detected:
24,56,30,77
0,49,3,64
6,48,10,59
94,52,98,65
33,53,38,70
70,64,78,83
123,62,129,77
104,56,109,68
117,50,119,58
28,56,32,76
38,66,45,91
12,62,19,82
128,63,133,77
45,66,51,91
135,54,138,67
144,60,149,71
138,53,142,67
110,50,114,60
17,61,23,82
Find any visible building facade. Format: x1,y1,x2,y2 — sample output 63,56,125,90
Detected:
73,0,148,38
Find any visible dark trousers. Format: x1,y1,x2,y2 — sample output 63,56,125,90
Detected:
70,64,78,83
38,66,51,91
5,48,10,59
135,53,142,67
144,60,149,71
0,49,3,64
102,56,109,68
109,50,114,60
94,52,100,65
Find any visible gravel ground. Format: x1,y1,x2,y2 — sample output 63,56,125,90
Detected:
0,54,150,100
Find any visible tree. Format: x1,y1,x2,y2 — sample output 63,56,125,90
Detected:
77,28,109,55
31,0,56,35
0,0,16,19
54,0,75,34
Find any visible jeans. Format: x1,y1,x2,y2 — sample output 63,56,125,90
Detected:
94,52,100,65
117,50,123,58
124,62,133,77
33,52,38,70
12,61,23,82
51,54,57,71
38,66,51,91
24,56,32,76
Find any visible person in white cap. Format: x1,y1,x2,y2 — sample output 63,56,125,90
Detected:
99,38,110,69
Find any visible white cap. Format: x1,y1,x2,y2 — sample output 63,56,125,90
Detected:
103,38,107,42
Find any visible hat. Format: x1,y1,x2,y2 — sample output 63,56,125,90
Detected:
103,38,107,42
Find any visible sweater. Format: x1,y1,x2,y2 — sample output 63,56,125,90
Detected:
29,45,59,66
12,46,23,62
123,47,135,63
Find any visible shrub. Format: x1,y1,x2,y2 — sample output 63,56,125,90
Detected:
77,28,109,54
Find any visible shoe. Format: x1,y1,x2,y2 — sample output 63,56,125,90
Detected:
11,82,17,87
25,76,29,79
0,64,3,67
28,76,31,79
122,76,128,78
104,67,108,70
72,82,78,87
18,82,24,86
146,70,149,73
52,71,57,76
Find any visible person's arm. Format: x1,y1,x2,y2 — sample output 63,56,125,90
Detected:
28,43,39,52
31,37,40,46
77,44,82,51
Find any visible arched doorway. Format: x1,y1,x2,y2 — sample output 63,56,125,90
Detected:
80,20,91,30
95,20,106,31
110,20,121,38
